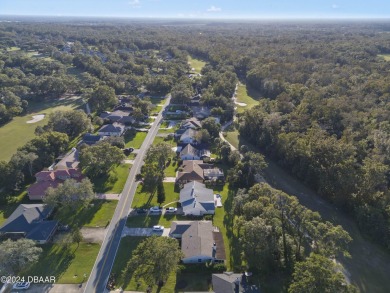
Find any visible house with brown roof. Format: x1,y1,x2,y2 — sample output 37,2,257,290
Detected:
28,168,83,200
181,117,202,130
176,160,224,185
169,221,225,264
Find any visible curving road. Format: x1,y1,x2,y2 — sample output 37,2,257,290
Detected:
83,96,171,293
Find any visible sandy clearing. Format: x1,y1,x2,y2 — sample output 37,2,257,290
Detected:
26,114,45,123
235,101,247,106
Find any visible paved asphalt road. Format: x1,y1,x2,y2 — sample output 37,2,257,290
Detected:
83,96,171,293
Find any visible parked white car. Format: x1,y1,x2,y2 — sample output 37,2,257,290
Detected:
166,207,177,213
152,225,164,231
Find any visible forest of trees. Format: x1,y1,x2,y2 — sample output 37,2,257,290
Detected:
1,19,390,290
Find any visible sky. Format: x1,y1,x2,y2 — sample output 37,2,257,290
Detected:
1,0,390,19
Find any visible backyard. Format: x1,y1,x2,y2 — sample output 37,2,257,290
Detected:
124,131,148,149
92,163,132,194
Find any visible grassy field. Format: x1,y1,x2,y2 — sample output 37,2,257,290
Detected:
223,126,240,150
0,96,83,161
112,237,210,292
124,131,148,149
235,83,260,113
54,200,117,228
24,242,100,284
188,55,207,73
92,163,131,194
6,46,21,51
378,54,390,61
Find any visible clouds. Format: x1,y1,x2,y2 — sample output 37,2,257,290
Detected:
129,0,141,8
207,5,222,12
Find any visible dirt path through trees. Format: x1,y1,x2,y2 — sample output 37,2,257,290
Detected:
263,157,390,293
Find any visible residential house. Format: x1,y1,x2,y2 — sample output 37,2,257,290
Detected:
212,272,260,293
176,160,224,185
98,123,125,137
180,144,210,161
204,168,225,182
192,106,211,119
81,133,104,146
179,181,215,216
55,148,79,169
0,204,58,244
28,168,83,200
100,110,135,125
179,128,199,144
169,221,225,264
181,117,202,130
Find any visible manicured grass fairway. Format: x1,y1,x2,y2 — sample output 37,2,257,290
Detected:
235,83,260,113
0,96,83,161
188,55,206,73
124,131,148,149
378,54,390,61
54,200,118,228
24,242,100,284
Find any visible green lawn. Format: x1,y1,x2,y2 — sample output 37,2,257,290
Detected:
223,126,240,150
188,55,207,73
124,131,148,149
92,163,131,194
24,242,100,284
164,159,180,177
0,96,83,161
235,83,260,113
158,128,175,135
131,182,179,209
378,54,390,61
112,237,210,292
153,135,175,146
0,191,29,226
54,200,117,228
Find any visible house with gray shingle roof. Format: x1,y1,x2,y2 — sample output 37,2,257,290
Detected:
169,221,225,264
212,272,260,293
98,123,125,137
179,181,215,216
180,144,210,161
0,204,58,244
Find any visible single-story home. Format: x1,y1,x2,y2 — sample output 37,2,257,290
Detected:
28,168,83,200
212,272,260,293
181,117,202,130
98,123,125,137
180,144,210,161
0,204,58,244
179,181,215,216
169,221,225,264
179,128,199,145
176,160,212,184
192,106,211,119
81,133,104,146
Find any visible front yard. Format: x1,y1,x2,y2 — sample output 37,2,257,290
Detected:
124,131,148,149
54,200,117,228
24,242,100,284
111,236,211,292
92,163,131,194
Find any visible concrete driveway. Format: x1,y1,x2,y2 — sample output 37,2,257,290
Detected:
121,227,170,237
